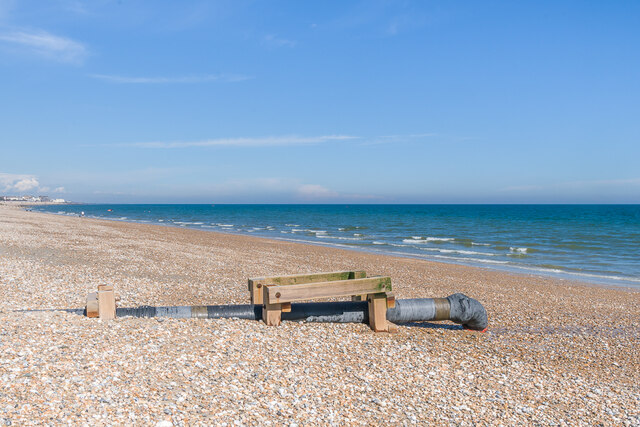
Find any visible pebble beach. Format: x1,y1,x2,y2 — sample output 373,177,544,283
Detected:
1,204,639,426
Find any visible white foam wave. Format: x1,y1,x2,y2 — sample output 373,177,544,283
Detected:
316,235,363,241
405,236,456,243
510,247,529,254
417,247,498,256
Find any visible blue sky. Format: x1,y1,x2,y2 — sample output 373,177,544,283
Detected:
1,0,639,203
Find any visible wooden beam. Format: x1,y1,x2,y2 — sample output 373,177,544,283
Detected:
265,276,391,304
97,284,116,320
249,270,366,305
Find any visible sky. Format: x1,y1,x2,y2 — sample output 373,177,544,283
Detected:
1,0,639,203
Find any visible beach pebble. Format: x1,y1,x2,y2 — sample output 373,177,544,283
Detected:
0,205,638,425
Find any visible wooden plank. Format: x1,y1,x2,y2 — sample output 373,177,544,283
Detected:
261,285,282,326
249,270,366,305
97,284,116,320
266,276,392,304
86,292,99,318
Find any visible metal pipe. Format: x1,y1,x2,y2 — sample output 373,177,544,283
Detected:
111,293,488,330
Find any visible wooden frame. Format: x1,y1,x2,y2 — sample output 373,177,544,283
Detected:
259,273,397,333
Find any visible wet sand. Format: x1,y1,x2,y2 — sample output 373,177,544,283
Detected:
1,204,638,425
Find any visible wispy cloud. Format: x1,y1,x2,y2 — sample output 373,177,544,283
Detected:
111,135,359,149
0,29,87,63
93,132,455,150
90,73,253,84
197,178,377,202
0,172,39,193
262,34,296,48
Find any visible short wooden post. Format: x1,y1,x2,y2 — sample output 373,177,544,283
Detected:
86,292,99,318
262,285,282,326
367,292,397,333
367,293,388,332
97,284,116,320
248,280,264,305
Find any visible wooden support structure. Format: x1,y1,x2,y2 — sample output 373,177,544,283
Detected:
259,273,398,333
96,284,116,320
248,270,366,305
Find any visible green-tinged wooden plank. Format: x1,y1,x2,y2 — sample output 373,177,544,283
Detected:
266,276,392,304
248,270,366,304
250,270,366,286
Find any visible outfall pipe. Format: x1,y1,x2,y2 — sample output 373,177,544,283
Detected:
110,293,488,331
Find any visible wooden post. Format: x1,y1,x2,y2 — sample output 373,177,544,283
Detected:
97,284,116,320
262,285,282,326
248,280,263,305
86,292,99,318
367,293,388,332
367,292,397,333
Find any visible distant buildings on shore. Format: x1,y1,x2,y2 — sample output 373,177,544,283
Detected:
0,195,67,203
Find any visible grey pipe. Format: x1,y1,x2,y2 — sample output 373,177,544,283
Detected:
111,293,488,330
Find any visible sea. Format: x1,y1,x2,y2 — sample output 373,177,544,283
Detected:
34,204,640,288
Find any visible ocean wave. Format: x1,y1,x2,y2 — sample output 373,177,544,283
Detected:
316,235,363,241
385,250,510,265
292,228,327,235
417,247,499,256
403,237,455,244
338,226,367,231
